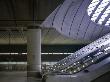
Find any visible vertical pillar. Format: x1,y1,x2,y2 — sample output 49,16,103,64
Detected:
27,27,42,79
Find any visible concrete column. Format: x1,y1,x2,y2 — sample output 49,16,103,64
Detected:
27,27,41,79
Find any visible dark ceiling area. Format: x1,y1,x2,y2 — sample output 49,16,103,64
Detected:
0,0,63,28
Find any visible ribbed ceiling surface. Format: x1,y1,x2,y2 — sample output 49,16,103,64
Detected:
41,0,110,41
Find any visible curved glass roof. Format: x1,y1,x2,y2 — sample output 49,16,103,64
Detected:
42,0,110,41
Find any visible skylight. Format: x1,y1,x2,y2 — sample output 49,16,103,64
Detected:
87,0,100,16
87,0,110,27
98,5,110,24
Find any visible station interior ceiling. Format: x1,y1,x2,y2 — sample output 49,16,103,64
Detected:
0,0,110,82
0,0,91,45
0,0,88,69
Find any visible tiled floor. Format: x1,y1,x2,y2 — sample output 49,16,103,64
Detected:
0,72,27,82
0,71,42,82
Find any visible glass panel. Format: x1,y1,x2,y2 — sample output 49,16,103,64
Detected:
87,0,100,16
87,0,110,26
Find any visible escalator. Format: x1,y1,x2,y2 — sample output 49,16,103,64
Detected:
45,32,110,75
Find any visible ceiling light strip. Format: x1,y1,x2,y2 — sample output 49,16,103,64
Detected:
0,62,27,65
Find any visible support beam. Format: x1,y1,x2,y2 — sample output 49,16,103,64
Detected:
27,27,42,80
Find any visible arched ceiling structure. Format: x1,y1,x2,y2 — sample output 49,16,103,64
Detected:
41,0,110,41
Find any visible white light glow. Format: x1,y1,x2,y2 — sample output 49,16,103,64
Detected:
83,65,85,67
74,70,76,72
22,53,27,54
74,63,76,65
0,52,75,55
50,52,73,55
92,60,94,62
61,70,64,72
104,47,110,51
0,53,18,55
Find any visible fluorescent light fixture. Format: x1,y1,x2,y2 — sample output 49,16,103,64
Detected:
91,0,110,22
22,53,27,54
0,62,27,65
